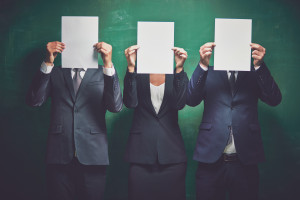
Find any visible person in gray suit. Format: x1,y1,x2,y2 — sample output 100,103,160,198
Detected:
26,41,122,200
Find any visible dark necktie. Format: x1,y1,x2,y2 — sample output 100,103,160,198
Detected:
229,71,236,96
226,71,236,150
73,68,83,95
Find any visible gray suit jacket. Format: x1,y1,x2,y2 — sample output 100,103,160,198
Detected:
26,66,122,165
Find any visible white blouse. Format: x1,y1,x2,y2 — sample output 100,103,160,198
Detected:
150,83,165,114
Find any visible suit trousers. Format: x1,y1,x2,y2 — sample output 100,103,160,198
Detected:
46,158,106,200
196,157,259,200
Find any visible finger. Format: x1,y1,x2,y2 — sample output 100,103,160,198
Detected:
99,48,108,55
203,52,212,57
202,47,213,53
129,45,140,51
201,42,216,49
128,50,137,55
250,43,264,52
180,54,187,59
94,43,101,49
55,49,62,53
252,50,264,57
252,55,262,60
172,47,180,51
57,44,66,49
176,48,187,54
201,49,213,55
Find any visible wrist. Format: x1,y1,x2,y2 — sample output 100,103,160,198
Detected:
44,61,54,66
175,66,183,73
103,61,113,68
128,65,135,73
199,61,208,69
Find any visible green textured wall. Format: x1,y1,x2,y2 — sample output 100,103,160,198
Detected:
1,0,299,199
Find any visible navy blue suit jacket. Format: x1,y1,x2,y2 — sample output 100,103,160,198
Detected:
187,63,281,165
26,66,122,165
123,70,188,164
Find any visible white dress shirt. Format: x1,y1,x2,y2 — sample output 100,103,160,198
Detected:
199,63,260,154
40,61,115,77
150,83,165,114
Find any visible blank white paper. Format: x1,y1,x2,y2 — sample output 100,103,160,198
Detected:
62,16,98,68
137,22,174,74
214,18,252,71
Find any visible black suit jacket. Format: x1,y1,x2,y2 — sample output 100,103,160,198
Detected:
26,66,122,165
123,70,188,164
187,63,282,165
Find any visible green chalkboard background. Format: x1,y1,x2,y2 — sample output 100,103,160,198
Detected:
1,0,299,199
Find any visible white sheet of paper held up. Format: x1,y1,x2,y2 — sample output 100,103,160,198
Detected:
137,22,174,74
62,16,98,68
214,18,252,71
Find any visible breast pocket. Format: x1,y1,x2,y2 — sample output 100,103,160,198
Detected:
199,123,212,131
87,81,104,86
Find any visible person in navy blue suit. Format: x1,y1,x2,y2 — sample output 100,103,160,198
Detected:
187,42,282,200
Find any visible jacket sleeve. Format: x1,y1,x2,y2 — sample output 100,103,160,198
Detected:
186,63,208,107
104,69,123,113
255,62,282,106
26,70,51,107
171,69,189,110
123,70,138,109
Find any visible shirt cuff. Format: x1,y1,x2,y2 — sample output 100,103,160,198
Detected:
254,66,261,71
40,62,54,74
199,63,208,71
102,64,115,76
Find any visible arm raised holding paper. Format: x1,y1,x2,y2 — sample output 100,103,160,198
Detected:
44,41,66,66
94,42,113,68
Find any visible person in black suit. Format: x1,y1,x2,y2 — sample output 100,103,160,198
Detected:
26,41,122,200
187,42,282,200
123,45,189,200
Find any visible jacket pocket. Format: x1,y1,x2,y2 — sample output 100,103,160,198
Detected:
87,81,103,86
199,123,212,130
49,125,63,134
90,127,104,135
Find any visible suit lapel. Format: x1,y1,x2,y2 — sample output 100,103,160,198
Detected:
157,74,172,115
141,74,158,116
62,68,75,102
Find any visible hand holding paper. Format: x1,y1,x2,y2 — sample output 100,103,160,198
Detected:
251,43,266,67
125,45,140,73
199,42,216,69
172,47,188,73
94,42,113,68
44,41,65,66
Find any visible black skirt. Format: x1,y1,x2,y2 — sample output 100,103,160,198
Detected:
129,162,187,200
